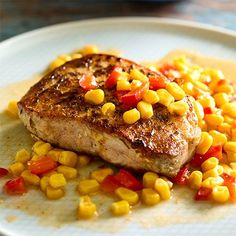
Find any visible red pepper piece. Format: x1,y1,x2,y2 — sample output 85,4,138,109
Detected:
217,79,226,86
28,156,57,175
0,167,8,178
105,67,122,89
4,177,27,195
222,173,236,201
204,107,213,115
149,76,168,90
195,187,212,201
100,175,121,193
113,90,129,102
79,74,98,90
114,169,143,191
191,145,222,167
159,63,177,79
169,166,190,185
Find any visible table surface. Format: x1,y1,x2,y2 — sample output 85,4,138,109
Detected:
1,0,236,42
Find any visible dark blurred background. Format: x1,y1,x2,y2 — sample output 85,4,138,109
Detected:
1,0,236,41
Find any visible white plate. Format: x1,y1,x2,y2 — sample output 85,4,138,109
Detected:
0,17,236,236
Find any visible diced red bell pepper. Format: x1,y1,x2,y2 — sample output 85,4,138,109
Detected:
222,173,236,201
159,63,176,79
100,175,121,193
113,90,129,102
28,156,57,175
204,107,213,115
121,83,149,109
114,169,143,191
195,187,212,201
105,67,122,89
79,74,98,90
190,145,222,167
0,167,8,177
149,76,168,90
169,166,190,185
4,176,27,195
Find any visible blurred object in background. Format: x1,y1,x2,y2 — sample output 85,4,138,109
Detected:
1,0,236,41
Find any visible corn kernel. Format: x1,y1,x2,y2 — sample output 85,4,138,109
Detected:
21,170,40,186
46,186,64,200
141,188,160,206
167,101,189,116
47,149,62,162
49,173,67,188
59,151,77,167
131,80,142,90
218,123,231,136
32,141,52,156
57,165,77,179
156,89,174,107
137,101,153,119
182,82,195,96
40,176,50,192
224,142,236,153
15,149,31,163
201,157,219,172
49,58,65,71
77,196,97,219
212,186,230,203
143,90,159,104
230,163,236,170
220,164,233,175
215,84,234,94
223,115,234,125
209,130,227,146
84,89,104,105
196,132,213,155
194,81,210,92
205,114,224,127
71,53,82,59
160,177,173,189
232,129,236,141
9,162,25,176
199,120,208,131
227,151,236,163
116,80,131,91
213,93,229,108
101,102,116,116
31,155,40,161
79,45,99,55
193,101,204,120
197,95,215,108
154,178,171,200
130,69,148,83
188,171,202,189
222,102,236,118
91,168,114,183
123,108,140,124
78,179,99,195
217,165,224,175
201,176,224,189
143,172,159,188
7,101,18,117
77,155,91,167
58,54,71,62
43,170,58,177
203,167,219,180
111,200,130,216
166,82,185,100
115,187,139,205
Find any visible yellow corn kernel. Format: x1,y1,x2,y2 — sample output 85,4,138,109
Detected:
8,162,25,176
143,172,159,188
79,45,99,55
166,82,185,100
141,188,161,206
213,93,229,108
222,102,236,118
115,187,139,205
57,165,77,180
77,155,91,167
43,170,58,177
160,177,173,189
143,90,159,104
47,149,62,162
84,89,104,105
188,171,202,189
59,151,77,167
224,142,236,153
201,176,224,189
223,115,234,125
15,149,31,163
58,54,71,62
156,89,174,107
196,132,213,155
194,81,210,92
220,164,233,175
199,120,208,131
7,101,18,117
70,53,82,59
167,101,189,116
91,168,114,183
116,80,131,91
193,101,204,120
209,130,227,146
182,82,195,96
137,101,153,119
154,178,171,200
46,186,64,200
49,58,66,71
203,167,219,180
131,80,142,90
230,163,236,170
40,176,50,192
215,84,234,94
197,95,215,108
78,179,99,195
184,69,201,81
123,108,140,124
101,102,116,116
130,69,148,83
218,123,231,136
212,186,230,203
205,114,224,127
77,196,97,219
32,141,52,156
21,170,40,186
227,151,236,163
232,129,236,141
31,155,40,161
49,173,67,188
201,157,219,172
111,200,130,216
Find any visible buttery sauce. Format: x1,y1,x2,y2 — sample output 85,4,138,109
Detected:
1,50,236,233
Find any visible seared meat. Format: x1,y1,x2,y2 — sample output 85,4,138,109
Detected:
18,54,201,177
